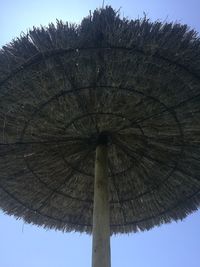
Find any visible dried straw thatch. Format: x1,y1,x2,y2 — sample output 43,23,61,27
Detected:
0,6,200,234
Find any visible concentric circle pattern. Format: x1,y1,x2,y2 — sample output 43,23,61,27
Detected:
0,8,200,233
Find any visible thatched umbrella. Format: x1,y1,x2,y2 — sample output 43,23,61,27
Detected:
0,6,200,267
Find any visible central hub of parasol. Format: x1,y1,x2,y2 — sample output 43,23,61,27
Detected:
89,131,112,147
97,131,110,146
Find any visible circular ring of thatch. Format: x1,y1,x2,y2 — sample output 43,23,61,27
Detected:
0,6,200,234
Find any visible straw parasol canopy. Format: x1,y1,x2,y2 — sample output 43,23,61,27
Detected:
0,6,200,266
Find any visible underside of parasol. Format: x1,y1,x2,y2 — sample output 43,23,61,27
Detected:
0,5,200,267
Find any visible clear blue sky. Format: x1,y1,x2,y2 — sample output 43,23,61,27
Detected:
0,1,200,267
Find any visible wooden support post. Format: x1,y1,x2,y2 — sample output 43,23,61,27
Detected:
92,144,111,267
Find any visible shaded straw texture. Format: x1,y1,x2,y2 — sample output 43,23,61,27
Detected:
0,6,200,234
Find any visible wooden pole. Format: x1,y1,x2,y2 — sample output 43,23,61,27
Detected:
92,144,111,267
